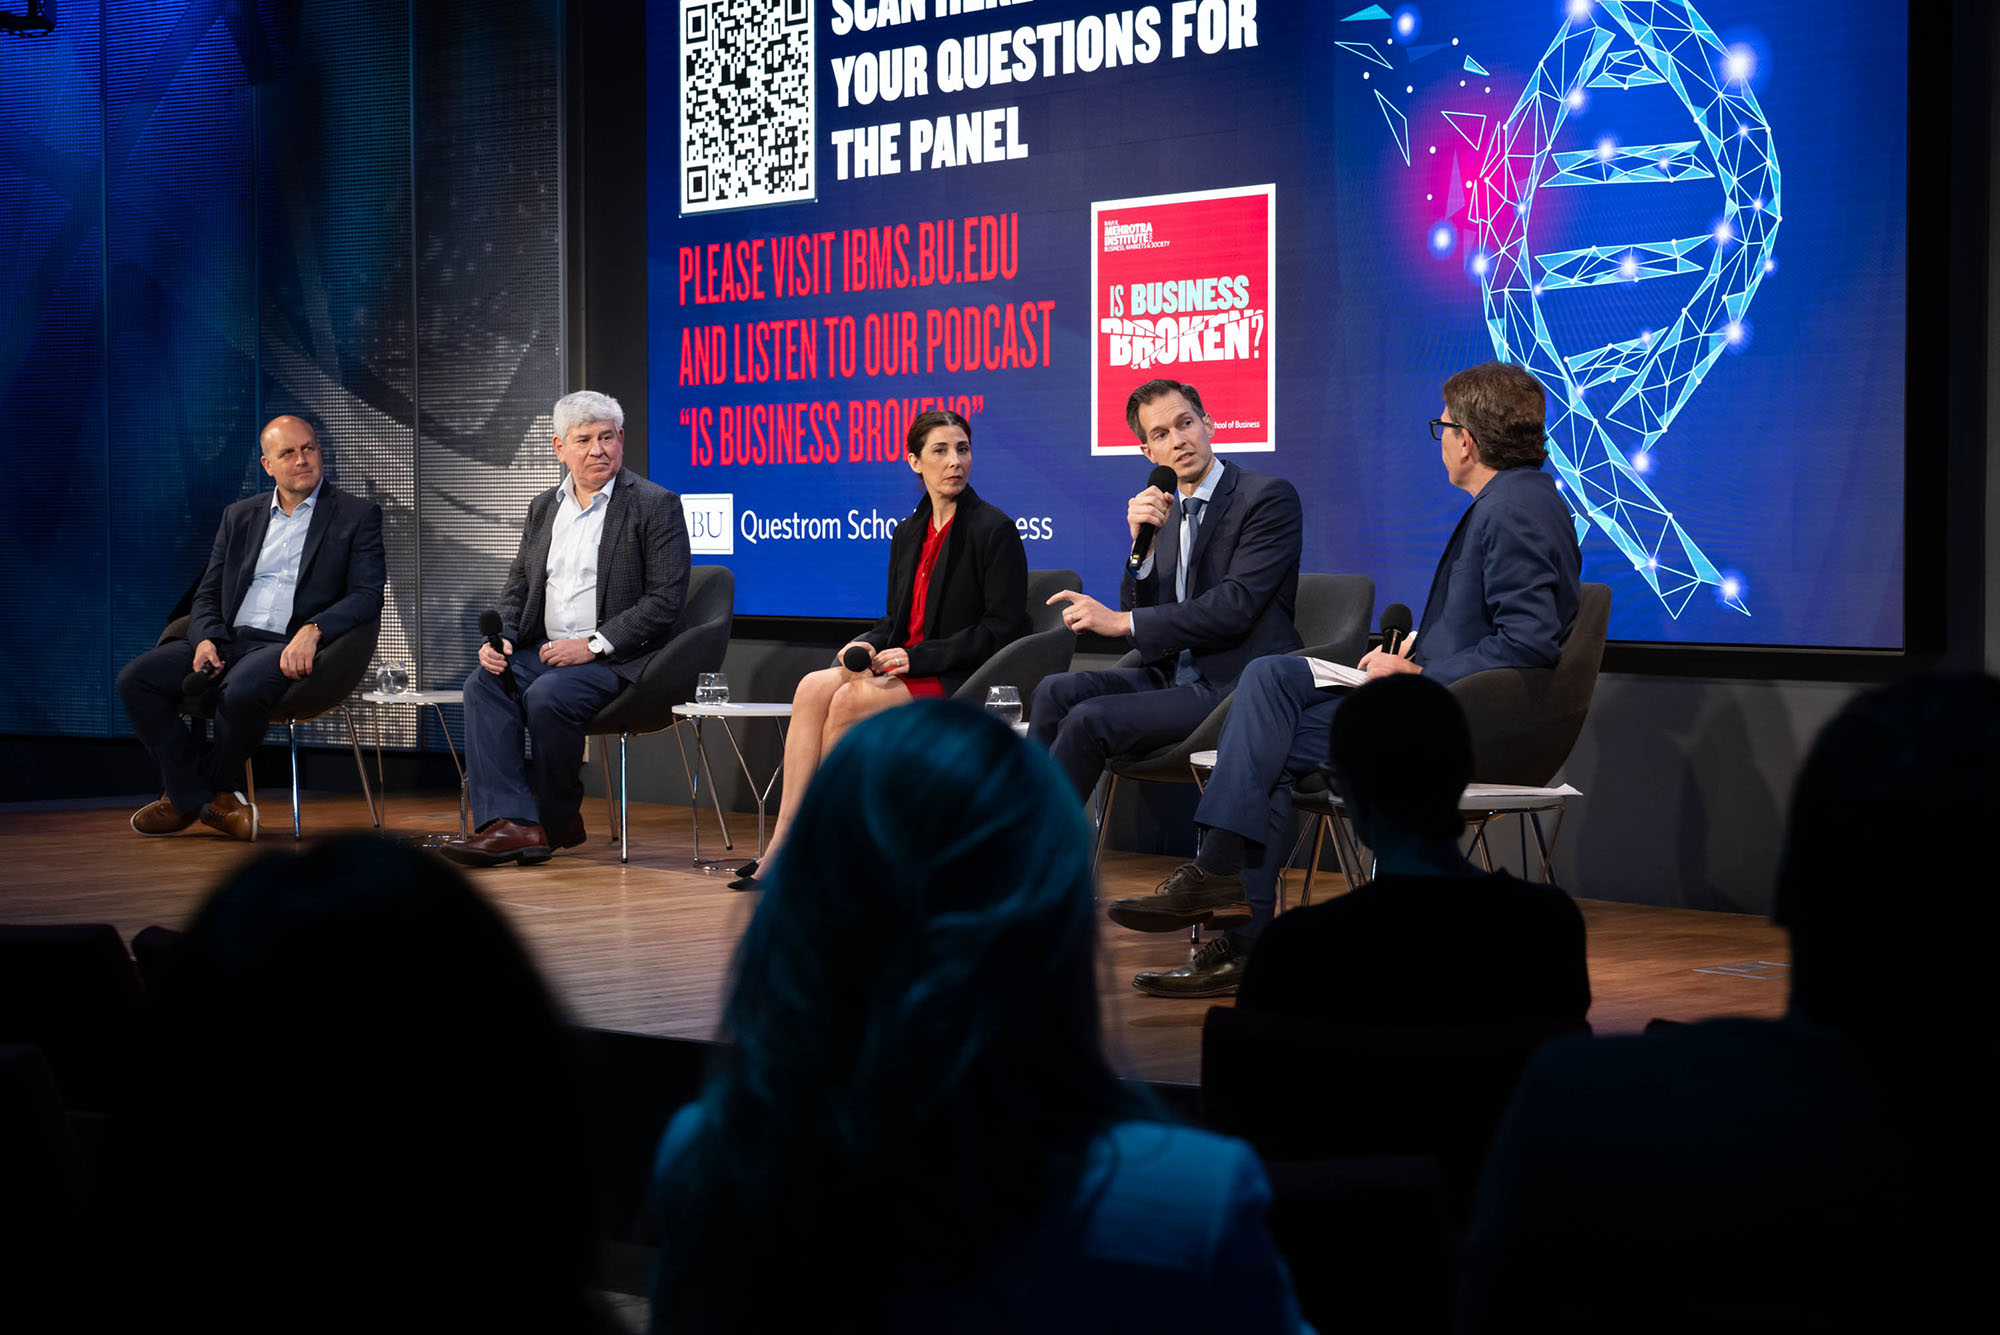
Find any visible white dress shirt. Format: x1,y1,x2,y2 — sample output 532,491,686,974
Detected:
545,472,615,653
233,482,322,635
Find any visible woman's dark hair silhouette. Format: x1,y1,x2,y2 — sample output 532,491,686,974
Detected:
650,701,1148,1331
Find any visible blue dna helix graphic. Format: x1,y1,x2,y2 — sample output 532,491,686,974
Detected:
1469,1,1780,617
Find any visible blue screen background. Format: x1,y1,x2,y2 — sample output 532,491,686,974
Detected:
646,1,1908,648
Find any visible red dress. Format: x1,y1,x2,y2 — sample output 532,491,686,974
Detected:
898,514,954,699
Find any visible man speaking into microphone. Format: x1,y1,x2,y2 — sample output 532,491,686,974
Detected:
1031,378,1303,799
443,391,689,867
1116,362,1583,997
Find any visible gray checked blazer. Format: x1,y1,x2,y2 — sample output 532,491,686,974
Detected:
498,466,691,684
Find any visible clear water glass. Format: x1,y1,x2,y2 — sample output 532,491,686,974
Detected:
985,685,1023,726
696,672,730,705
375,660,410,695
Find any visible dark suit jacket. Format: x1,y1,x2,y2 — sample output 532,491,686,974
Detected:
1120,461,1303,692
1235,871,1591,1025
188,482,386,647
860,486,1028,696
1411,465,1580,686
499,467,690,684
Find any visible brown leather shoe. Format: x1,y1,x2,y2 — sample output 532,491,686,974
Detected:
200,791,259,842
440,819,553,867
545,811,587,851
132,795,199,836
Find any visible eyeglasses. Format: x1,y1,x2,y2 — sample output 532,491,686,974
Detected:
1427,418,1466,441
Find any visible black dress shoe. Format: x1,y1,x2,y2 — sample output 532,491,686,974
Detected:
1132,936,1248,998
1107,862,1249,932
545,811,587,851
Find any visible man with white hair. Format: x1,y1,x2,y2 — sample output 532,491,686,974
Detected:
444,391,690,866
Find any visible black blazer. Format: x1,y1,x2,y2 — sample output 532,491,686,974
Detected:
499,467,691,685
1120,460,1303,692
861,485,1029,696
188,482,386,647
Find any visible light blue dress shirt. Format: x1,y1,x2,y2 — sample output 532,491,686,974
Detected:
233,482,322,635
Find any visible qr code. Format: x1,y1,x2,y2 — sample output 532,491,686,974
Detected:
681,0,815,214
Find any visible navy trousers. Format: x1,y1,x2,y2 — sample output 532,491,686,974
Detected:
1030,667,1229,802
1193,655,1345,944
463,644,624,831
118,627,293,815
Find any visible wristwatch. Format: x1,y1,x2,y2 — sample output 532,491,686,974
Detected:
587,632,612,657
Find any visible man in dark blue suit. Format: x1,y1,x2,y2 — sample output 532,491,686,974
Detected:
1118,361,1582,996
443,391,690,867
119,416,386,841
1032,378,1303,800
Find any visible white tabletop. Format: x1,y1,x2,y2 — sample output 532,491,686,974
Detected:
362,690,464,705
673,702,794,718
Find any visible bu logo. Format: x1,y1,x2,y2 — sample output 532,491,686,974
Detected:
681,493,735,556
1469,1,1779,617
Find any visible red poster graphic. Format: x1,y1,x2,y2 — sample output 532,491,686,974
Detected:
1090,184,1275,455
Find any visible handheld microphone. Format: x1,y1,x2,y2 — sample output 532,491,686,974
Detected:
1380,604,1414,657
478,609,521,701
841,644,873,673
1128,464,1181,571
181,665,221,712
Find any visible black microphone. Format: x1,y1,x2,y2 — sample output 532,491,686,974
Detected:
1128,464,1181,571
841,644,873,673
1380,603,1414,657
478,609,521,701
181,665,221,712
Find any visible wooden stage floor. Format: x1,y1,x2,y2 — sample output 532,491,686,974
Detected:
0,790,1791,1086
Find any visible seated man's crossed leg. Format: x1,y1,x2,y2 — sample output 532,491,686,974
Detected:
1109,654,1342,997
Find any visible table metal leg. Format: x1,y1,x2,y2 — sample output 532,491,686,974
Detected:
426,701,468,837
714,716,784,857
682,718,741,868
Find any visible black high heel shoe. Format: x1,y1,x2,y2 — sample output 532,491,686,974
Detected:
727,857,760,891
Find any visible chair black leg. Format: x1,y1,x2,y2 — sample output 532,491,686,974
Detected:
598,742,620,846
1297,814,1329,909
1091,774,1118,870
340,706,379,828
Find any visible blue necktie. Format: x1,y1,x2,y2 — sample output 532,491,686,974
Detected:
1174,496,1206,686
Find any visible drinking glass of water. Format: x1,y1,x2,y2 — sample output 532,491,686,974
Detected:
696,672,730,705
375,660,410,695
984,685,1023,726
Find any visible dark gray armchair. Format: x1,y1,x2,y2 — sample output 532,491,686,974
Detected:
584,565,735,864
1448,582,1612,786
1289,582,1613,901
951,568,1080,718
160,612,380,840
1092,572,1377,863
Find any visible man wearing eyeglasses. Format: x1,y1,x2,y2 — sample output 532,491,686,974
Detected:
1114,361,1582,996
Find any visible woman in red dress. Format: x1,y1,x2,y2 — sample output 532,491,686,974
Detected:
734,408,1028,888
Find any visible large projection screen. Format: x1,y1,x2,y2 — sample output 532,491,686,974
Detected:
646,0,1910,650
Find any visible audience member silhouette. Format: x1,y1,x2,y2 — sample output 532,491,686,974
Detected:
647,702,1309,1333
1235,674,1590,1024
118,836,614,1334
1457,674,2000,1333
